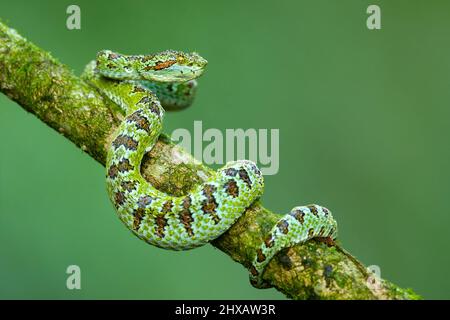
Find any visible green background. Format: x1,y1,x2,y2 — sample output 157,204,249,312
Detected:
1,0,449,299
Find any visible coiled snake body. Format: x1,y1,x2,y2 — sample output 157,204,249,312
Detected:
83,50,338,288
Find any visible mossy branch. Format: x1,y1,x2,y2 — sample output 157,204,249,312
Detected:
0,21,420,300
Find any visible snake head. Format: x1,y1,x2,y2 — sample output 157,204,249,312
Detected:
96,50,207,82
141,50,208,82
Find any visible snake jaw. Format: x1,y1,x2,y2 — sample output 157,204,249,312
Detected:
141,63,206,82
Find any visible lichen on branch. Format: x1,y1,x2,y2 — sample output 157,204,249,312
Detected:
0,20,420,300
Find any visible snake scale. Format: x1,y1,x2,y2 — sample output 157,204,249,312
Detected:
83,49,338,288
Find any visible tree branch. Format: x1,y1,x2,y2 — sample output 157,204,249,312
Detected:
0,21,420,300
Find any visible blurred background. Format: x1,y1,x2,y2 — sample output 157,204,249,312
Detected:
0,0,449,299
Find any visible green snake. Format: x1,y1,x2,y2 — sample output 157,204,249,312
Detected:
83,49,338,288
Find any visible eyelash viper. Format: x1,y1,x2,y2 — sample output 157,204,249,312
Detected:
82,49,338,288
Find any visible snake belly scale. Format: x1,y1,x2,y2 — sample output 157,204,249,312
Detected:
83,49,338,288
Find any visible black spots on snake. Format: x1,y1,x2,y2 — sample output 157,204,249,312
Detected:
127,110,151,133
250,279,259,287
318,226,326,237
201,184,220,223
112,134,138,151
224,180,239,198
238,169,252,189
155,215,168,238
202,185,217,205
161,200,174,214
224,166,256,189
150,102,162,117
121,180,137,192
264,234,275,248
179,196,194,237
137,96,161,117
132,208,145,230
308,205,319,216
107,52,120,60
308,228,315,237
322,207,330,216
107,164,119,179
107,158,133,181
249,265,259,277
140,55,153,63
290,209,305,224
138,195,153,208
117,158,133,173
256,248,266,263
277,220,289,234
131,86,146,94
114,191,125,207
248,162,261,176
224,168,238,177
137,96,153,107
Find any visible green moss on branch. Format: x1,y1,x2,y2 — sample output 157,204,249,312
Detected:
0,20,420,300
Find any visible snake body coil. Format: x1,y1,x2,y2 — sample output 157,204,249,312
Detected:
83,50,338,288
